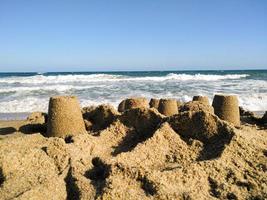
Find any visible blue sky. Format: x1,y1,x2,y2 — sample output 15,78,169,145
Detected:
0,0,266,72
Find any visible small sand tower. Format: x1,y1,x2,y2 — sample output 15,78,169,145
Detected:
212,94,240,126
149,98,160,109
158,99,178,116
46,96,86,138
193,96,210,105
122,97,149,111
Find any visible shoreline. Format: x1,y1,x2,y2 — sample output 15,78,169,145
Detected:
0,110,265,121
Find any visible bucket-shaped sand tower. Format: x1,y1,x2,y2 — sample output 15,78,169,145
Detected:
123,97,149,111
158,99,178,116
149,98,160,109
212,94,240,126
193,96,210,105
47,96,86,138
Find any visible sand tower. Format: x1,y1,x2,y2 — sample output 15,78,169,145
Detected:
158,99,178,116
46,96,86,138
212,94,240,126
149,98,160,109
193,96,210,105
122,97,149,111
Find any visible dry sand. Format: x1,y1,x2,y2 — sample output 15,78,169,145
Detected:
0,102,266,200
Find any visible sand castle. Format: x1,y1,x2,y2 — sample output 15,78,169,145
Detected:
0,95,267,200
46,96,86,138
193,95,210,105
118,97,148,112
212,94,240,126
158,99,178,116
149,98,160,109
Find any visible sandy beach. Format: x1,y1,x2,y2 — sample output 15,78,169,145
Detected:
0,96,266,200
1,0,267,198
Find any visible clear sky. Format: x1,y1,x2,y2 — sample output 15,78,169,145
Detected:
0,0,266,72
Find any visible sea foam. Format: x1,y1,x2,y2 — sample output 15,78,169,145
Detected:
0,73,249,84
0,72,265,114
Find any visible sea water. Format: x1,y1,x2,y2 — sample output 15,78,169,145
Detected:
0,70,266,119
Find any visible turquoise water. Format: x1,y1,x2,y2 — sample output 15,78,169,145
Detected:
0,70,266,118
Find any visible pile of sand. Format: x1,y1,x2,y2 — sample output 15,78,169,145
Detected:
83,104,120,132
179,101,214,113
0,102,266,199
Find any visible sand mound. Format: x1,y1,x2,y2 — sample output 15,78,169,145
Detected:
27,112,47,124
168,110,234,142
115,123,199,170
18,112,48,134
83,104,120,132
119,107,163,135
179,101,214,113
0,134,67,199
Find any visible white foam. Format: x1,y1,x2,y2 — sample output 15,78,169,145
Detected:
1,93,266,113
0,97,48,113
0,73,249,85
0,74,122,84
165,73,249,81
0,85,97,93
0,73,266,113
239,94,267,112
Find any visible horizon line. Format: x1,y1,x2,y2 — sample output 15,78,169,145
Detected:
0,68,266,73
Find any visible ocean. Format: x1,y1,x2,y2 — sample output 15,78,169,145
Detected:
0,70,266,120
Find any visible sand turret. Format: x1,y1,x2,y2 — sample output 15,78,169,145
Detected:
158,99,178,116
118,97,148,112
212,94,240,126
193,96,210,105
149,98,160,109
46,96,86,138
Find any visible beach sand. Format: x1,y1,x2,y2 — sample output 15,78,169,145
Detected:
0,100,266,200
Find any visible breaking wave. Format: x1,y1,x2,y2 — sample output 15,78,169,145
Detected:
0,73,249,84
0,71,266,115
